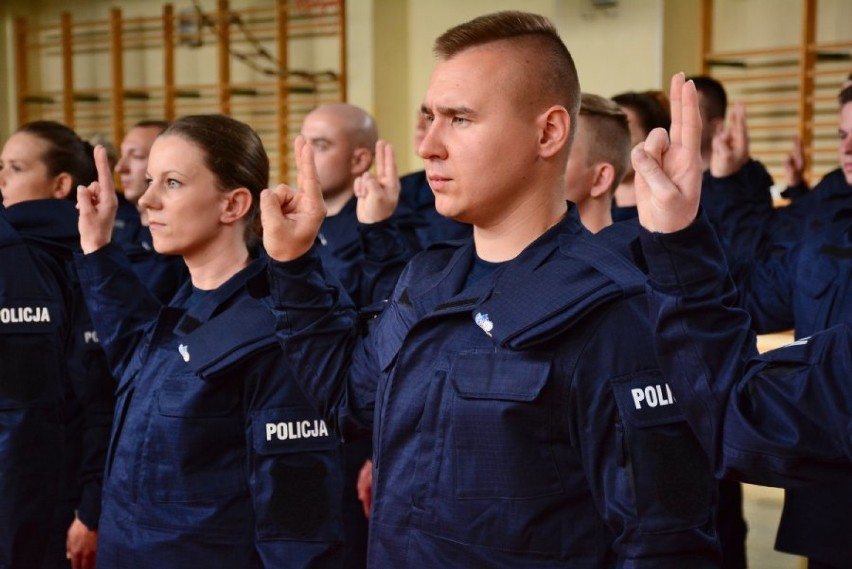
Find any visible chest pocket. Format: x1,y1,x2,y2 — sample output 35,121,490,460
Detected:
611,373,714,533
450,351,563,499
151,372,245,502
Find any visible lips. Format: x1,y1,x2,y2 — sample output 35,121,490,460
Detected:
427,174,451,191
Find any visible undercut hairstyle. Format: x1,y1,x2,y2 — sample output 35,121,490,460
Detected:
612,91,671,137
434,11,581,145
688,75,728,120
161,114,269,245
579,94,631,194
16,121,97,197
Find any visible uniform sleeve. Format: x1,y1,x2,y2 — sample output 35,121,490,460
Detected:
267,248,381,441
569,300,720,568
640,214,852,486
356,215,420,306
63,278,116,530
699,159,776,261
244,351,345,568
74,242,163,379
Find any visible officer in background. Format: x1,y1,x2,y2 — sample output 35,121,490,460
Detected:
0,121,113,569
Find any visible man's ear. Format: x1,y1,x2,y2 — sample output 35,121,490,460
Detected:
538,105,571,159
590,163,616,199
52,172,73,199
220,187,253,224
351,147,373,177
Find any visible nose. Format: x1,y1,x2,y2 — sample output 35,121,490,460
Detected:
115,154,128,174
137,182,159,210
417,120,447,161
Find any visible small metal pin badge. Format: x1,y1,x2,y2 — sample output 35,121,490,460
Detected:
178,343,191,362
474,312,494,337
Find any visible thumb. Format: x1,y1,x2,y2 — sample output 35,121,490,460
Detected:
259,189,284,231
632,144,674,195
76,183,96,215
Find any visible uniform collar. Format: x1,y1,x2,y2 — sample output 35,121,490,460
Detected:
403,204,584,318
4,199,79,252
172,252,269,335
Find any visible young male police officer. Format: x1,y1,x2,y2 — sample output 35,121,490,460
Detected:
261,12,722,567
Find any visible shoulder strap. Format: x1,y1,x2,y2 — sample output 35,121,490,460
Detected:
477,222,647,350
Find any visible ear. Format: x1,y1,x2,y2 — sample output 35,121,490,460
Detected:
537,105,571,159
350,147,373,177
220,187,253,225
51,173,73,200
589,163,616,199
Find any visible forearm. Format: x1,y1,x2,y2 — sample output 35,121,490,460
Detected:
267,248,375,438
640,213,757,465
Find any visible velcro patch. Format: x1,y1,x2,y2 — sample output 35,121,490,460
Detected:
611,373,684,428
253,407,337,455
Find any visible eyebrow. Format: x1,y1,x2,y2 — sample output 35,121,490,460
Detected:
146,169,187,178
421,103,477,118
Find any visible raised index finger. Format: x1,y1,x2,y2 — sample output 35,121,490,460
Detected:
680,78,702,156
294,134,322,203
668,73,685,149
93,144,115,193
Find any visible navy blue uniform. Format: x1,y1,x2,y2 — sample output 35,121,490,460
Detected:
0,205,67,568
270,207,722,568
75,244,344,568
2,200,114,568
612,201,638,222
700,159,777,261
640,213,852,568
317,197,420,308
772,168,851,234
318,199,425,569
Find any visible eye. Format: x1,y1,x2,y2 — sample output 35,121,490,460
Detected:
144,177,153,188
451,116,469,126
422,112,435,124
166,178,181,189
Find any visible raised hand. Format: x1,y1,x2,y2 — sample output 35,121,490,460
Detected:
77,145,118,254
632,72,704,234
260,135,327,261
709,102,750,178
783,134,805,187
355,140,400,224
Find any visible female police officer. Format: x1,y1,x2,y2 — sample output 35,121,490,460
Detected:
75,115,344,568
0,121,112,569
